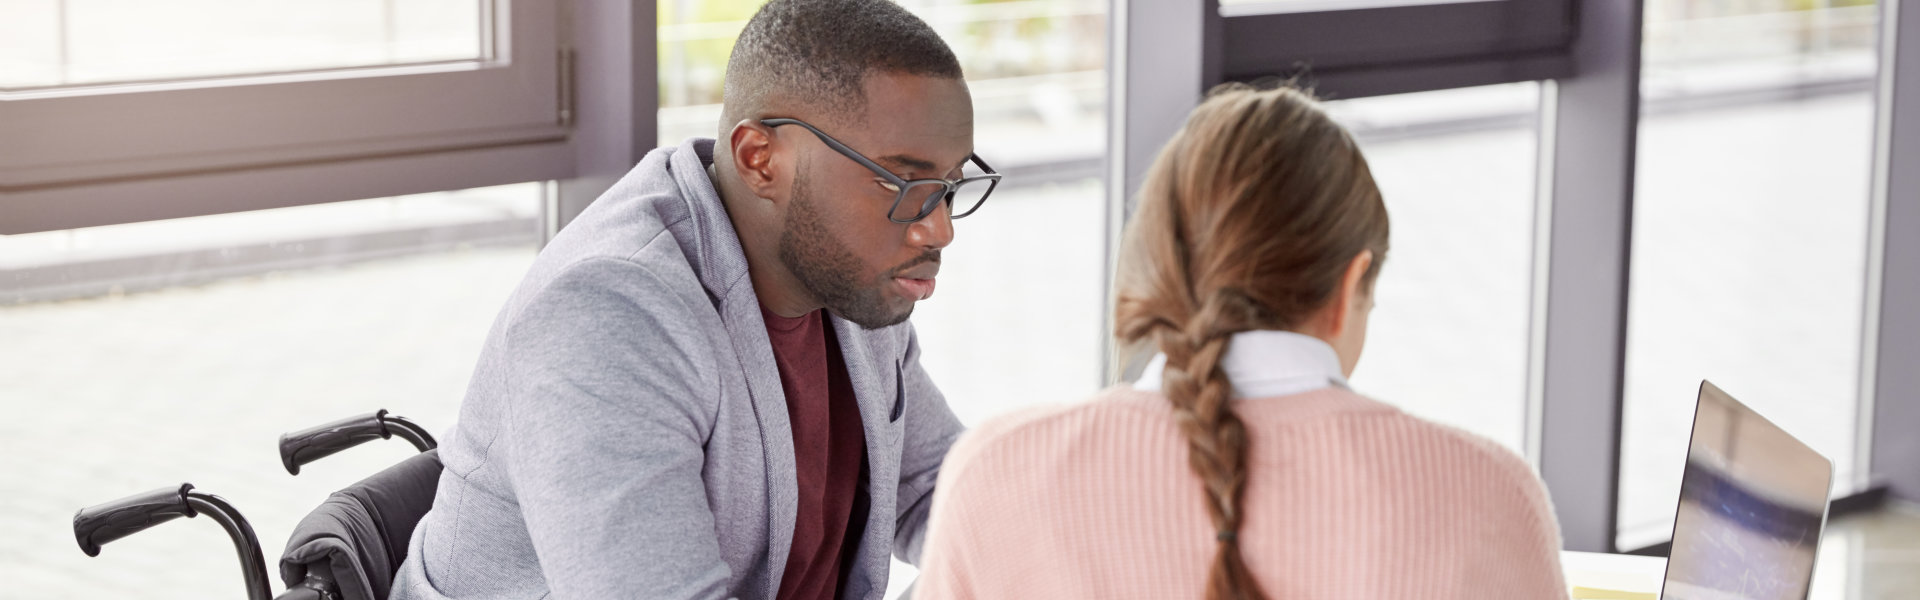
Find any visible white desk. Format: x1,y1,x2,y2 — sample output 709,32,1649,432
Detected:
1561,551,1665,598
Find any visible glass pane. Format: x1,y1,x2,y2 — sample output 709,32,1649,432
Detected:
0,0,487,90
1321,82,1542,453
0,184,540,598
657,0,1108,166
0,1,63,89
911,178,1106,425
1619,0,1876,549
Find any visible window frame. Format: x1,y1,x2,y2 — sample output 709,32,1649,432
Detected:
1865,0,1920,518
0,0,573,235
1216,0,1576,98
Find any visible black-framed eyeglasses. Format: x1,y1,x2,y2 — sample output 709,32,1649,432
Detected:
762,117,1001,224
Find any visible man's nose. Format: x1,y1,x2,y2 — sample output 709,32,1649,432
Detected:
907,199,954,250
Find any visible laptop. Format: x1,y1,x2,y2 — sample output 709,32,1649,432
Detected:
1658,380,1834,600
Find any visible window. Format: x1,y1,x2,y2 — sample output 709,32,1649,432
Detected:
1618,0,1879,549
912,179,1107,426
0,0,568,234
1,0,486,88
1323,82,1543,453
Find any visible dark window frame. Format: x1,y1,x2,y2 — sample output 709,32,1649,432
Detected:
1212,0,1577,98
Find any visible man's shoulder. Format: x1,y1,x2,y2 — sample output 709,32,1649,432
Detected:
506,241,705,330
508,144,730,329
541,175,701,278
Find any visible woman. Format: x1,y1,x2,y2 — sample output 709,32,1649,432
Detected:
912,84,1568,599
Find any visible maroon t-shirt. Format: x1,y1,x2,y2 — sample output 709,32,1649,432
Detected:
761,305,869,600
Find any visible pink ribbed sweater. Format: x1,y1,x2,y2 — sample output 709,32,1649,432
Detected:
913,386,1569,599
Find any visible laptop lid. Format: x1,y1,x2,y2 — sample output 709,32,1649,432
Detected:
1659,380,1834,600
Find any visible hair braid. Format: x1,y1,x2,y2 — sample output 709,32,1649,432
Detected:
1157,289,1267,600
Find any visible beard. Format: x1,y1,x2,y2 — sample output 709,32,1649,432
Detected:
778,164,920,330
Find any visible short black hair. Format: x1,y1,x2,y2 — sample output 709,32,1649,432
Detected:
722,0,964,129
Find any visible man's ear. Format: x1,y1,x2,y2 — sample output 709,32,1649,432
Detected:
728,119,788,203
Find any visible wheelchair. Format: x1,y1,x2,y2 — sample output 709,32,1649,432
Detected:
72,410,442,600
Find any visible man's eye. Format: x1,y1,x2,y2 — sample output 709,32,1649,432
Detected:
876,179,901,193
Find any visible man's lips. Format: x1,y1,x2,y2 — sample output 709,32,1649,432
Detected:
893,259,939,301
895,276,936,301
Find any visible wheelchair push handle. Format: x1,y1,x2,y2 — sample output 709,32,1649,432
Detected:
73,483,195,557
74,484,276,600
279,409,436,475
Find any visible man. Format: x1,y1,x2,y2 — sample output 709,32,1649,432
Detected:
390,1,994,598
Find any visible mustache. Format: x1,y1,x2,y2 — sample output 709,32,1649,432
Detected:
890,251,941,275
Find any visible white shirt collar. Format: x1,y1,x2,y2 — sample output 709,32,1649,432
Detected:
1132,330,1350,399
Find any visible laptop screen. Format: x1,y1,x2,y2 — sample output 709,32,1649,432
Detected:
1660,381,1834,600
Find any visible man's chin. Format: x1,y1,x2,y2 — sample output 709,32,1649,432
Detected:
830,300,914,330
